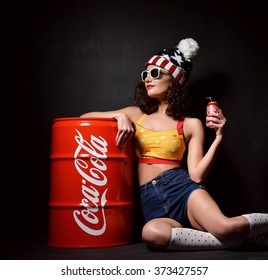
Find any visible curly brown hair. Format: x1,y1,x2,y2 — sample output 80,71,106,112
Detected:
133,78,192,121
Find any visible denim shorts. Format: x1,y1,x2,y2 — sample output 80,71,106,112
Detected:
139,168,206,227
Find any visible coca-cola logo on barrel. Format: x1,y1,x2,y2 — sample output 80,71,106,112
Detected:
73,129,108,236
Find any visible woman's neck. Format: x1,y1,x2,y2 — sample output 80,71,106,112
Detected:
157,102,168,115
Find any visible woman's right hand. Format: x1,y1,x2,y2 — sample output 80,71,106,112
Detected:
80,106,139,148
114,113,135,148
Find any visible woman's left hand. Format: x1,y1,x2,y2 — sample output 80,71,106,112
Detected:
206,109,227,136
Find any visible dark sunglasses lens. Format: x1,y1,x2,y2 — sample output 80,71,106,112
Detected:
141,71,147,81
151,68,160,78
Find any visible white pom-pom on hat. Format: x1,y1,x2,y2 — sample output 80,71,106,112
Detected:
177,38,199,60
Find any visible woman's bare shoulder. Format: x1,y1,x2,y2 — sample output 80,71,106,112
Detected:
122,106,143,122
184,117,204,138
184,116,203,126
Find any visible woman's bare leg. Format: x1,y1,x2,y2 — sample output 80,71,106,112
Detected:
141,189,268,250
142,218,182,249
187,189,250,239
142,217,244,250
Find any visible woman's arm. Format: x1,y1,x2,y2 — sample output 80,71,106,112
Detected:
80,106,141,148
186,110,226,183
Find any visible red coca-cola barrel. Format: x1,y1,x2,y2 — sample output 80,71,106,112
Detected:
48,117,134,248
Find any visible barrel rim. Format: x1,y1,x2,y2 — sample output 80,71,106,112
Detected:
52,117,116,122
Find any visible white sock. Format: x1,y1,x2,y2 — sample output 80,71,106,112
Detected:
168,228,243,251
242,213,268,237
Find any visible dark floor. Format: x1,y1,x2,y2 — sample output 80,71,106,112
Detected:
3,238,268,260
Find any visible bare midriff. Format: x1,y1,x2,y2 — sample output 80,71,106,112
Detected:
137,163,181,186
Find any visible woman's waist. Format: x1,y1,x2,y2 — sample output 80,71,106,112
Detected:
137,162,181,186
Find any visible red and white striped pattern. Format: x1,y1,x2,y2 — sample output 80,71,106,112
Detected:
146,55,185,85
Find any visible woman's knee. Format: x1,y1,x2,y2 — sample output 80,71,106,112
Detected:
141,220,172,248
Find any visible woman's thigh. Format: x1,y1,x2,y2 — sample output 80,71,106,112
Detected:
187,189,228,234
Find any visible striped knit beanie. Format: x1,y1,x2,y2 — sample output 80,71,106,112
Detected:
145,38,199,85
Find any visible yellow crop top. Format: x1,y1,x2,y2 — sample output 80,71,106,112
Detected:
134,114,186,165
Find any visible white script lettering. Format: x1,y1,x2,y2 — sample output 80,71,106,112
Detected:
73,129,108,236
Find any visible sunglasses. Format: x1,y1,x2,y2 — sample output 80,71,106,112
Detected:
141,68,168,82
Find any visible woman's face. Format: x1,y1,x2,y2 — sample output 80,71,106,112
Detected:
143,65,172,100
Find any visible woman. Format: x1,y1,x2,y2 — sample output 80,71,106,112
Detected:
81,38,268,250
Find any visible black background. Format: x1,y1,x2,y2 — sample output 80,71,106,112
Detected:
9,0,268,246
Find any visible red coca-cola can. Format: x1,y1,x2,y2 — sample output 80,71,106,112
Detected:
48,117,134,248
206,100,220,128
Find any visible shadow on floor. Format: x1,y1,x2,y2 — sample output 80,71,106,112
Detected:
2,238,268,260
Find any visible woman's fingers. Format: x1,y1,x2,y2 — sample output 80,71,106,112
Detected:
206,110,227,133
116,125,134,148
